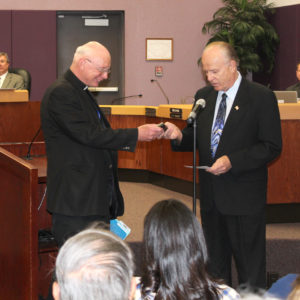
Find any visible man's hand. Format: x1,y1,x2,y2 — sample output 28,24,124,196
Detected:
207,155,232,176
163,122,183,142
138,124,164,141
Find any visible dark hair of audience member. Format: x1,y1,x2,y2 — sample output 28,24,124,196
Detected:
140,199,221,300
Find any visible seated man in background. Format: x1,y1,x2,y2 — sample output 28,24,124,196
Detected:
0,52,25,89
286,61,300,97
52,225,136,300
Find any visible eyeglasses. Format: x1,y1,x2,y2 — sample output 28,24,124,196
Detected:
86,58,111,74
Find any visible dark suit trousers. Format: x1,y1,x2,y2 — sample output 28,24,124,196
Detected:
201,207,266,290
51,213,110,247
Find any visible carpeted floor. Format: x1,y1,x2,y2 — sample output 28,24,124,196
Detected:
118,181,300,281
118,181,201,242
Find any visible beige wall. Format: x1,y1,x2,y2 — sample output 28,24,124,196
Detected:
0,0,222,105
269,0,300,7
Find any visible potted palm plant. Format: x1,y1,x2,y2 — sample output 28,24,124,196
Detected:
201,0,279,76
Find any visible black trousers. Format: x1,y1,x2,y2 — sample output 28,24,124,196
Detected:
201,207,266,290
51,213,110,247
45,213,110,300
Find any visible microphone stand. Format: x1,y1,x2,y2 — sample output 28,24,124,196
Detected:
186,99,206,215
150,79,170,104
192,118,197,215
111,94,142,104
26,126,41,160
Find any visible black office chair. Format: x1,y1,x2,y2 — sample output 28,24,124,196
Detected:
9,67,31,97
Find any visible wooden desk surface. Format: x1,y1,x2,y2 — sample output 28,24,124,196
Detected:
278,103,300,120
0,143,47,182
0,89,28,102
100,103,300,120
29,156,47,182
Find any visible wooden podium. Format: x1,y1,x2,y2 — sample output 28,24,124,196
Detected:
0,143,52,299
0,101,53,299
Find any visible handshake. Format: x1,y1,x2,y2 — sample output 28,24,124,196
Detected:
137,122,183,142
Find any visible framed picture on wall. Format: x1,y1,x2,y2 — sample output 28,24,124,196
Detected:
146,38,173,61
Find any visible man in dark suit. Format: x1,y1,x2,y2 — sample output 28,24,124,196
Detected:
41,41,163,249
0,52,25,89
163,41,282,290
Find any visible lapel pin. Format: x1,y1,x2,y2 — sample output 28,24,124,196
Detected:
235,106,239,111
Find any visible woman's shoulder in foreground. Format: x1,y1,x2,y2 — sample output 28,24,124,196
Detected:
134,277,156,300
217,284,240,300
134,278,240,300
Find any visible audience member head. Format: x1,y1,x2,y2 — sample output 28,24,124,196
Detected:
141,199,220,299
287,275,300,300
53,225,135,300
295,62,300,82
0,52,10,76
201,41,239,92
70,41,111,87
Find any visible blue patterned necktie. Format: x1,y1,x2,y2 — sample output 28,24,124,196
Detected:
211,93,227,158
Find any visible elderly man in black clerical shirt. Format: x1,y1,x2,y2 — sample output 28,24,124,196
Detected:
41,41,164,300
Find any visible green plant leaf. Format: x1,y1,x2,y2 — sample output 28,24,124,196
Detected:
201,0,279,76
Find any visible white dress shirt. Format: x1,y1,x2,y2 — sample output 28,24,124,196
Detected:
0,72,8,88
211,72,242,129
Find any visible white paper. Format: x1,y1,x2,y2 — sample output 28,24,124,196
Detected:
184,165,210,170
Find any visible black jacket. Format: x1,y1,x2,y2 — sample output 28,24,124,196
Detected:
172,78,282,215
41,70,138,217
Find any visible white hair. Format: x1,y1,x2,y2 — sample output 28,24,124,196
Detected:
55,227,134,300
73,41,106,62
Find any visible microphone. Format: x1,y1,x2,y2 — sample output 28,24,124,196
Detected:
150,79,170,104
187,99,206,124
112,94,142,104
25,126,41,160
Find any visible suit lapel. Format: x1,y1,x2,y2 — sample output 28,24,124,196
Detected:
2,73,11,89
204,90,218,130
224,79,249,131
84,89,111,129
217,79,250,153
198,89,218,159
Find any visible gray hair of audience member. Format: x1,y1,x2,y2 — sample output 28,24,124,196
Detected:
54,227,134,300
0,52,10,63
